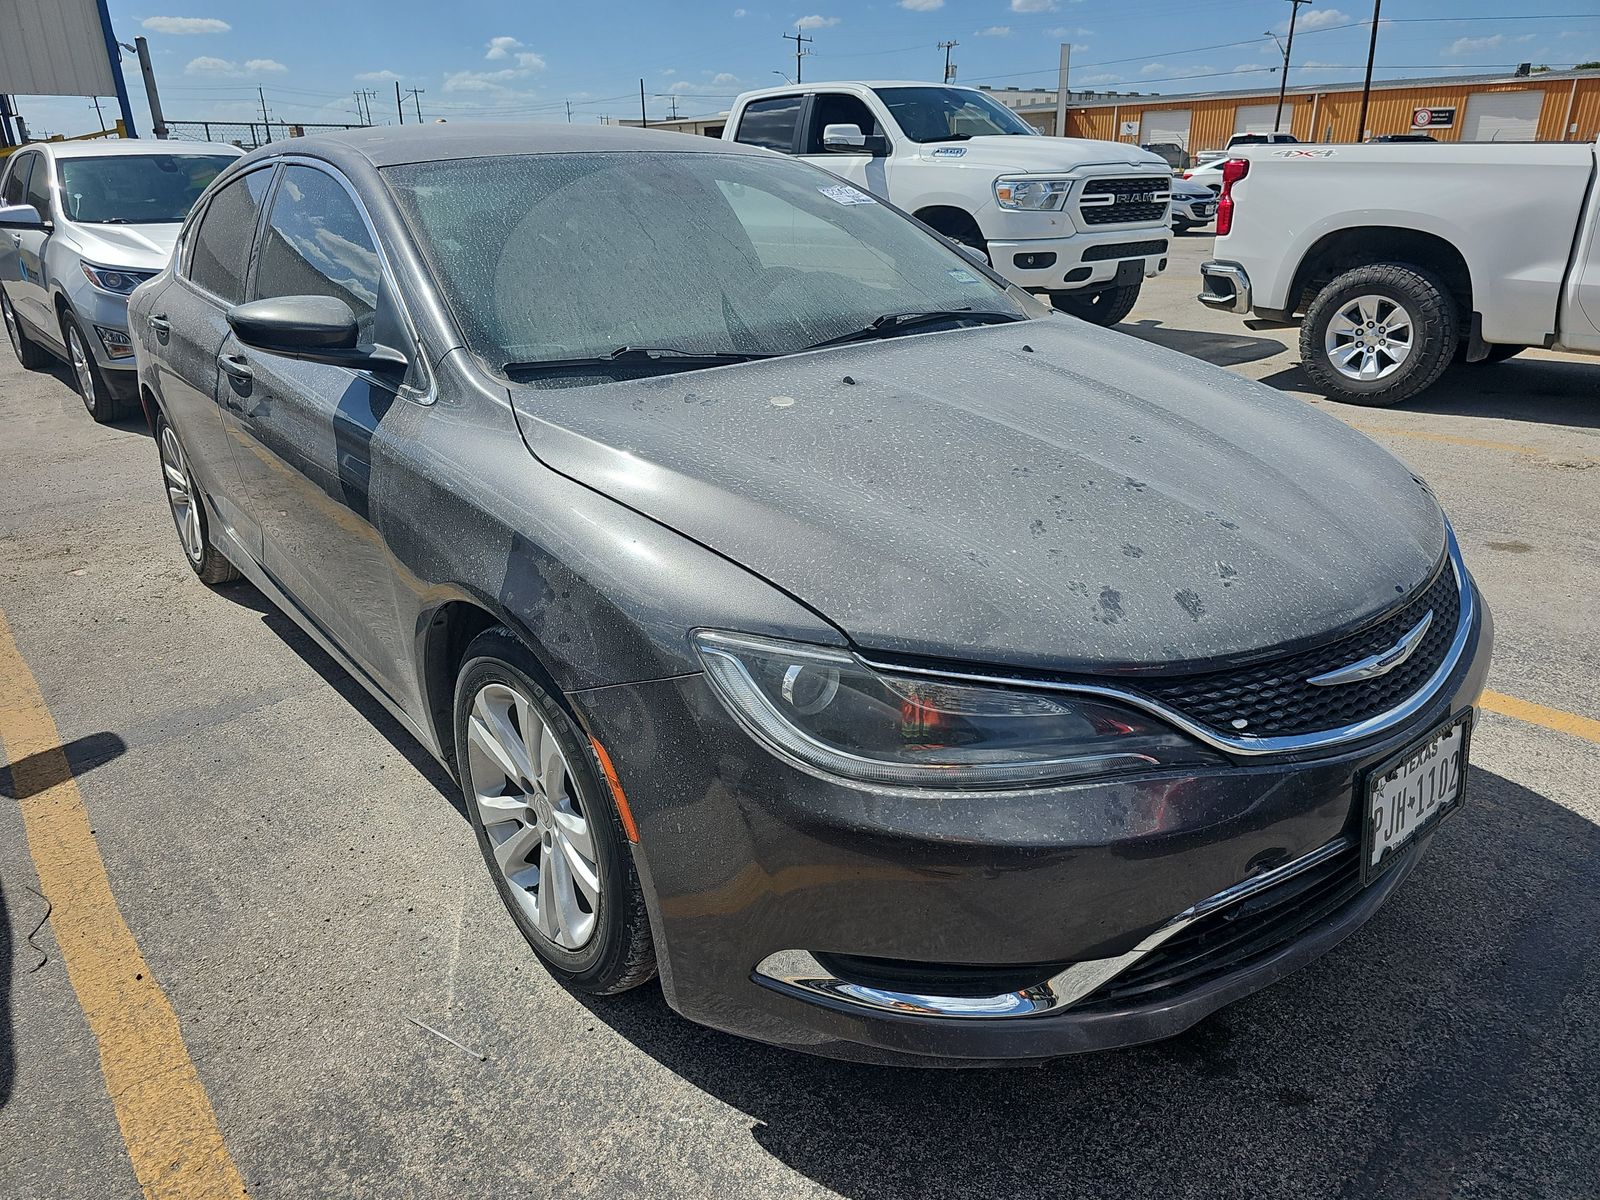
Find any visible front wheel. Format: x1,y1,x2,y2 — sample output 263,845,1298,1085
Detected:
1298,263,1458,407
1051,280,1141,327
454,628,656,996
62,311,130,423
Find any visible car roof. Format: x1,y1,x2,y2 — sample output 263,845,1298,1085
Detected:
36,139,243,160
233,121,771,171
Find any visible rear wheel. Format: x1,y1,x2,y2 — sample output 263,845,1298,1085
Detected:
1299,263,1457,407
1051,280,1142,327
454,628,656,996
156,413,240,586
1,289,50,369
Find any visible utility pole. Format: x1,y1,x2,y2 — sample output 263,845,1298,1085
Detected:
1053,43,1071,137
565,99,572,123
938,40,959,84
0,95,16,147
1356,0,1382,142
407,88,425,122
131,37,168,137
639,78,647,127
782,31,813,84
1274,0,1313,132
91,96,107,132
258,86,272,143
396,80,405,124
667,95,679,120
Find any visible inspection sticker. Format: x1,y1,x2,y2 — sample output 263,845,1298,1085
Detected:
947,268,982,284
819,184,878,205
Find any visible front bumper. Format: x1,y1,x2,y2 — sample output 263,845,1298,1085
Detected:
1171,197,1217,225
577,588,1492,1065
986,226,1169,293
1199,259,1253,315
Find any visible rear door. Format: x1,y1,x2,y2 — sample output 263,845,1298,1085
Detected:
222,161,422,702
0,152,37,325
14,152,55,335
156,163,275,552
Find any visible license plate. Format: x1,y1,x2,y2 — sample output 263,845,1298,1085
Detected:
1362,712,1472,882
1197,205,1214,217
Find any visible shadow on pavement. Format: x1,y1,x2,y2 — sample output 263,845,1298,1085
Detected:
0,731,127,800
1122,319,1287,368
578,767,1600,1199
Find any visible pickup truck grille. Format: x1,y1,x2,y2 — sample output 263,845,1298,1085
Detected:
1082,239,1169,262
1079,177,1171,226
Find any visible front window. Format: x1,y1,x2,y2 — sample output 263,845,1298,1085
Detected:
57,153,237,225
384,151,1025,381
872,87,1038,143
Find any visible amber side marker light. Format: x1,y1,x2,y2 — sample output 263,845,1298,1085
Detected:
590,737,641,843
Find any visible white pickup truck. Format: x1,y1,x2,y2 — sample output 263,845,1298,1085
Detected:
723,82,1175,326
1200,139,1600,405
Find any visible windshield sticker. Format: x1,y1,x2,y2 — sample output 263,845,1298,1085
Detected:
931,146,967,158
1271,148,1337,158
818,184,878,205
947,268,981,285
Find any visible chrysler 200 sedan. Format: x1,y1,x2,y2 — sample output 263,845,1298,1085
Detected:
129,125,1491,1065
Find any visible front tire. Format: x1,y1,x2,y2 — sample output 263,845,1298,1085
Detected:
454,628,656,996
1051,280,1142,327
1,289,50,369
156,413,240,586
1299,263,1458,407
62,311,129,423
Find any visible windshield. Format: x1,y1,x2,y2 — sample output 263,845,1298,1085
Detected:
872,87,1038,143
57,153,236,224
384,151,1025,378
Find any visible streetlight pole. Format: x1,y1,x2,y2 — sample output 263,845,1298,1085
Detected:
1356,0,1383,142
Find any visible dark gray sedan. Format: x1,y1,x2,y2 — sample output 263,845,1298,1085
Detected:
129,124,1491,1065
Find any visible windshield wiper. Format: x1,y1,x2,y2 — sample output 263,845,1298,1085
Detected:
801,308,1022,352
504,345,775,377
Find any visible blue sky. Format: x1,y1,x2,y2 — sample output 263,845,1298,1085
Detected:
13,1,1600,138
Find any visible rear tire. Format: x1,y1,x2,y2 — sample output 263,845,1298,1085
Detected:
1298,263,1458,407
155,412,241,586
454,628,656,996
2,289,50,369
1051,280,1142,327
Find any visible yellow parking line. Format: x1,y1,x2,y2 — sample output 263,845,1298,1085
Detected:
1347,426,1548,458
0,610,246,1200
1480,690,1600,745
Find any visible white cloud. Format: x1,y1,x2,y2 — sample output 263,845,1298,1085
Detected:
355,69,400,82
142,16,230,34
1048,26,1094,38
444,68,525,91
184,56,286,77
900,0,943,10
1445,34,1506,56
795,15,839,29
712,72,739,84
485,36,522,60
1078,72,1120,86
1139,62,1166,76
1011,0,1057,12
734,7,746,15
976,26,1011,37
1295,8,1351,31
515,51,546,69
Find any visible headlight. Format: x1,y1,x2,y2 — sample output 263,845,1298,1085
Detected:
992,177,1072,212
694,631,1216,789
80,261,155,295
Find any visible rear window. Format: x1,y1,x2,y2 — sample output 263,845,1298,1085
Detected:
735,96,803,152
187,168,273,303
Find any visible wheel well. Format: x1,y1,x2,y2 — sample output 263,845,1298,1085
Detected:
913,205,984,246
1291,227,1472,321
422,600,504,765
139,384,160,433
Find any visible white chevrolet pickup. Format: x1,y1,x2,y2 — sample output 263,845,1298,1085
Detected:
1200,139,1600,405
723,82,1175,326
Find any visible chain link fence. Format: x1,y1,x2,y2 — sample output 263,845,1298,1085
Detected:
165,120,365,150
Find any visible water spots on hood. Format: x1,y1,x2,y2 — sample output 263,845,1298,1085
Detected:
1096,586,1124,625
1175,589,1207,621
1122,543,1145,558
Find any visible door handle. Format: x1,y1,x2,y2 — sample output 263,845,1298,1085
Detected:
148,314,170,334
218,353,253,384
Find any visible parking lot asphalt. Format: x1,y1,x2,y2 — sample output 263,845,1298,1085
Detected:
2,232,1598,1200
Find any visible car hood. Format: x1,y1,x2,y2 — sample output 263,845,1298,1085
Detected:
915,135,1170,175
1171,181,1214,200
506,319,1445,673
66,222,181,272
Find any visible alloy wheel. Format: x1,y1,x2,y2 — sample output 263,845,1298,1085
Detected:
1324,294,1415,382
67,325,98,409
2,294,20,358
464,682,600,950
160,424,204,564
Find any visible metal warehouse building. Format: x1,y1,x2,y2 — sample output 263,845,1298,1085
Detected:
1020,69,1600,157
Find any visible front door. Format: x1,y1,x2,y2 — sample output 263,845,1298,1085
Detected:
795,92,891,200
222,162,419,706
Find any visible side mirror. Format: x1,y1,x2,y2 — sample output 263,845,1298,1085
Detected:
0,203,47,232
821,123,868,153
955,242,991,268
227,295,406,373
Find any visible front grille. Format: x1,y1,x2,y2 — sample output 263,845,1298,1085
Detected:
1079,177,1170,225
1083,239,1169,262
1071,844,1366,1013
1127,562,1461,739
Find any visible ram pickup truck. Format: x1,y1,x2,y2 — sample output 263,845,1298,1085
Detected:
1200,139,1600,406
724,81,1175,326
